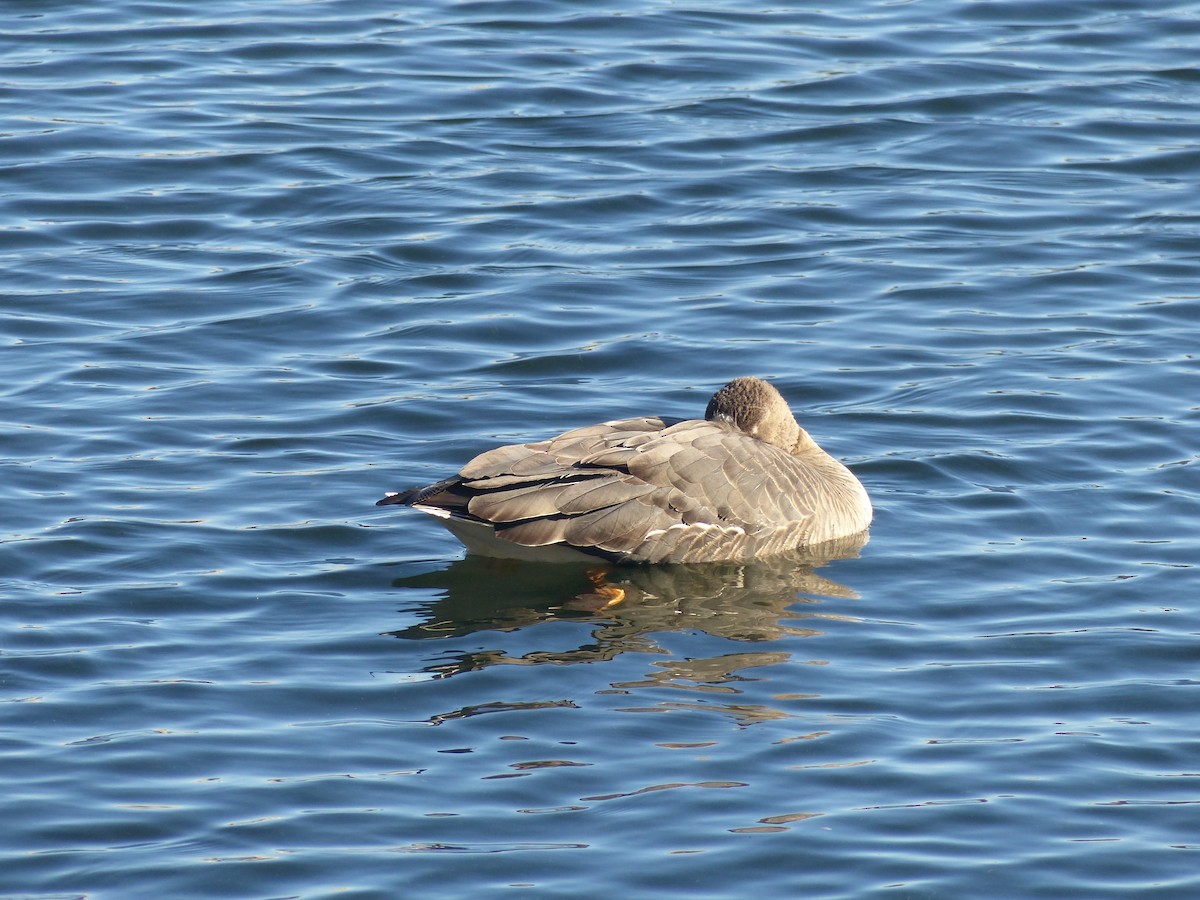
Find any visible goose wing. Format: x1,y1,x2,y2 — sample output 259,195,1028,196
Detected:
388,416,824,563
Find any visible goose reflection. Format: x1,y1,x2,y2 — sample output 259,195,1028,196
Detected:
384,533,866,680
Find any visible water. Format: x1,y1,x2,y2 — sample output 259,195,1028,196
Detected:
3,0,1198,896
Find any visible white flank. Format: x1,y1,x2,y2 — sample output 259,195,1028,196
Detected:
440,517,599,562
644,522,745,540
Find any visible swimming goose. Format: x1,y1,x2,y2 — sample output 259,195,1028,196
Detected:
376,377,872,564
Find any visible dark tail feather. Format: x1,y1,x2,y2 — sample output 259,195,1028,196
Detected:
376,477,464,508
376,491,413,507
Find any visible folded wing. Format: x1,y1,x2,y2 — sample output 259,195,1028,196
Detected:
389,415,826,563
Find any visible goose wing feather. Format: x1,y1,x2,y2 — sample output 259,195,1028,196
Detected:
416,417,830,560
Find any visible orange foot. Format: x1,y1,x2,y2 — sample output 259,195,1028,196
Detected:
584,567,626,609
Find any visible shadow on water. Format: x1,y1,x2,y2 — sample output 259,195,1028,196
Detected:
383,534,868,680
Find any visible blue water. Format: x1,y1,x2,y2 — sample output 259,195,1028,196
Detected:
3,0,1198,896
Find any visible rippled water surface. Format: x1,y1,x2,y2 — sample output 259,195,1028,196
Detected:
4,1,1199,897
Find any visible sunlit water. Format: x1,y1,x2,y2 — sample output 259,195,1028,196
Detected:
3,1,1198,897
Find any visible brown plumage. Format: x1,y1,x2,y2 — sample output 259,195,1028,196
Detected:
376,377,872,564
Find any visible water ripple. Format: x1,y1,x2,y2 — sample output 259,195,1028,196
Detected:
4,0,1200,896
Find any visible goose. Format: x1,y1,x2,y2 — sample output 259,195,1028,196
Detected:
376,377,871,564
